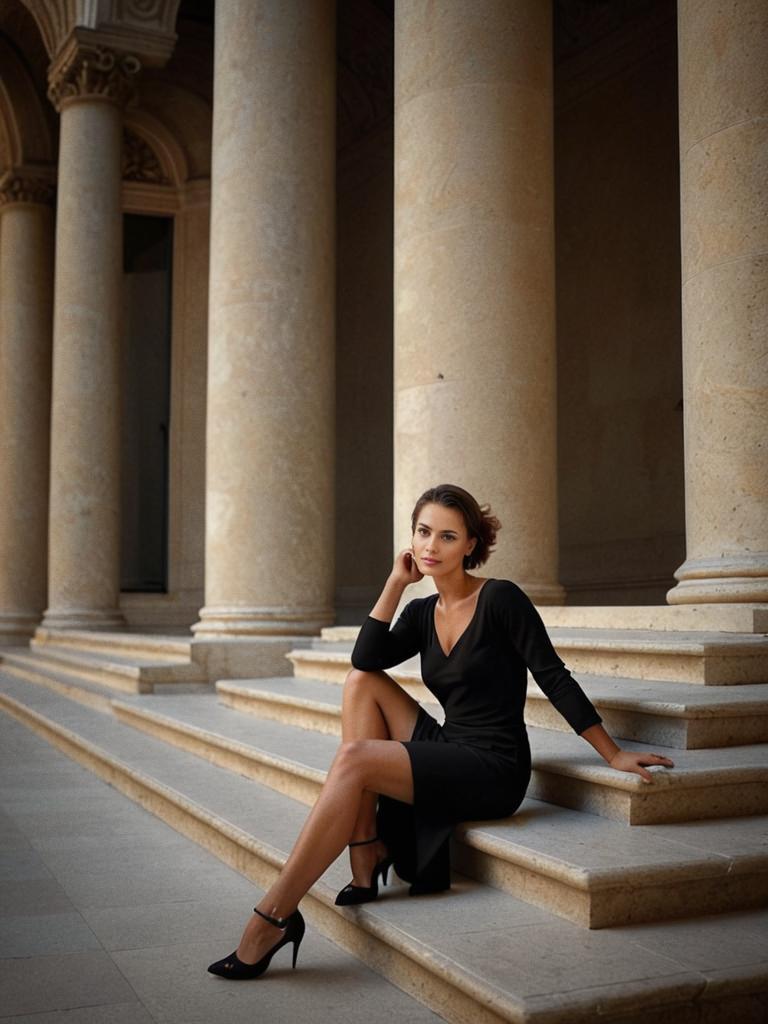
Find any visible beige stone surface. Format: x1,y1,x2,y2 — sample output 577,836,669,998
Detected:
670,0,768,604
194,0,336,637
393,0,563,603
42,98,127,630
0,197,53,643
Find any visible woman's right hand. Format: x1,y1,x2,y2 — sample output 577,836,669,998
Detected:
390,548,423,586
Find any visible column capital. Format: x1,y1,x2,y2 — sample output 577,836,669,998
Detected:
0,168,55,210
47,35,141,113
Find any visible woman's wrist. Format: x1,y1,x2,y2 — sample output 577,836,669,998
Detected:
369,576,408,622
580,722,621,764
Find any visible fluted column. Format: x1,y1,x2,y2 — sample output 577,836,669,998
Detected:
668,1,768,604
40,47,140,630
394,0,564,602
192,0,336,637
0,173,55,644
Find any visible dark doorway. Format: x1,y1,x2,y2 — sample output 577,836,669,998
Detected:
121,214,173,593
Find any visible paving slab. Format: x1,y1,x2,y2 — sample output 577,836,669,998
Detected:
0,878,77,916
0,951,139,1018
0,910,104,958
114,936,445,1024
0,1006,156,1024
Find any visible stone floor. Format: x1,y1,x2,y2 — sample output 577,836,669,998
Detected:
0,713,442,1024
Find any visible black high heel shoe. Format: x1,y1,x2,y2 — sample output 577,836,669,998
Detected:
207,906,305,980
335,835,394,906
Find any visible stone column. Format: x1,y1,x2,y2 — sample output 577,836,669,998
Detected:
40,48,140,630
668,0,768,604
0,173,55,644
193,0,336,637
394,0,563,602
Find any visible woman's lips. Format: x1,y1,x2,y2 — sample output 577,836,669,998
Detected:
421,558,440,564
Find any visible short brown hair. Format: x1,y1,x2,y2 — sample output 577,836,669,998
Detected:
411,484,501,569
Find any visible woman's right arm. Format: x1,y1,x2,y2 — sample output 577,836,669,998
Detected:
351,550,423,671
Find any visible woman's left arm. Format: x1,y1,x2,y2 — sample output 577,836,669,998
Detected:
579,722,674,783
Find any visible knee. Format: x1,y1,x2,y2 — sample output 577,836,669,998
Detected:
344,667,367,689
333,739,371,777
343,668,373,701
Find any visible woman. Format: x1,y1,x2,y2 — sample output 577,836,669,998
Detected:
208,483,674,979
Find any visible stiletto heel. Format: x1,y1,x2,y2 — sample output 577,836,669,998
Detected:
335,835,394,906
207,906,305,980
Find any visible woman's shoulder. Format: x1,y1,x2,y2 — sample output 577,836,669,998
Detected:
398,591,437,619
483,577,530,602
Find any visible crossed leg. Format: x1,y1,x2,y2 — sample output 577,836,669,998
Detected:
233,668,421,965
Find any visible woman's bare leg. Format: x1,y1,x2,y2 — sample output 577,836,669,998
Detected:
232,669,420,965
235,737,414,964
341,669,420,882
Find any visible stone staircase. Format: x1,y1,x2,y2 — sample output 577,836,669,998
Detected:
1,613,767,1023
0,629,209,696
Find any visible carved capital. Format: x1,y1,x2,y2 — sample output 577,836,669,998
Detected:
48,44,141,112
0,172,55,209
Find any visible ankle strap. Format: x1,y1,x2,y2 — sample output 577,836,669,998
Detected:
253,906,291,928
349,835,379,848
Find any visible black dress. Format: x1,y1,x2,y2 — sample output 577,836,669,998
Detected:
350,577,603,892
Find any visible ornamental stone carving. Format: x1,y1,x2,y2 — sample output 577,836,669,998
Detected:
122,128,170,184
48,45,141,112
0,173,55,208
115,0,168,24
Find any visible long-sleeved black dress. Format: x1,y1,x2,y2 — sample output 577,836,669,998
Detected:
350,577,602,892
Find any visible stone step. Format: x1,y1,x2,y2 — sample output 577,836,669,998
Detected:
0,650,125,710
32,626,196,661
0,649,211,707
292,628,768,685
323,602,768,637
63,688,768,928
213,679,768,825
219,669,768,750
1,674,766,1024
3,645,207,694
526,676,768,748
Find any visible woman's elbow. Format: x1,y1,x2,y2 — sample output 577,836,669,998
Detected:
350,651,376,671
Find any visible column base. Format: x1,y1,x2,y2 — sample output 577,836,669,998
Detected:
667,554,768,604
39,608,128,631
192,604,335,638
0,612,40,646
521,581,567,605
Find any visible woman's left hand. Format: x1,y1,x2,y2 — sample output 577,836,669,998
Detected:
608,750,675,783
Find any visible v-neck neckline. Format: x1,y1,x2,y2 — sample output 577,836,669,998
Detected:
432,578,493,659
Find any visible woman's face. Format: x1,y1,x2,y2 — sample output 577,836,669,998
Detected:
411,502,477,578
